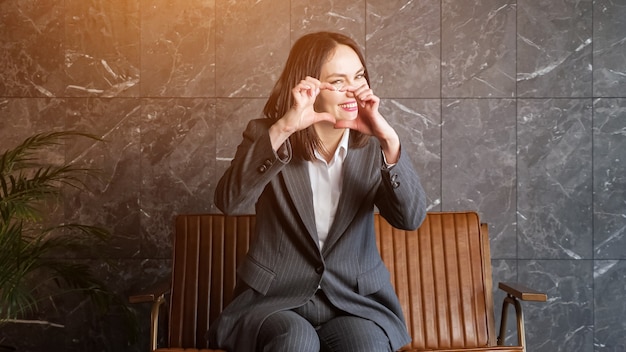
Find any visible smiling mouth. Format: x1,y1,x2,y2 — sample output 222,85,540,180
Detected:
339,102,358,110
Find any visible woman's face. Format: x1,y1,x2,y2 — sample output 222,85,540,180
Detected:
314,44,367,121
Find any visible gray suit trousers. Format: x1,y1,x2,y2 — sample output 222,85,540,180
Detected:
257,290,393,352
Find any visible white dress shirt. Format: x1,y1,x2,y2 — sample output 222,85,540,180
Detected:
308,129,350,251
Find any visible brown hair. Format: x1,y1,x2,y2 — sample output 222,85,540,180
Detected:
263,31,370,161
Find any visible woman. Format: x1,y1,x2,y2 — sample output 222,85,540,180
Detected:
208,31,427,352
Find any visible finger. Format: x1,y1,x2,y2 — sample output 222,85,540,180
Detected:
358,92,375,107
304,76,322,97
304,76,321,84
334,118,359,131
296,83,317,97
341,82,369,92
356,89,379,108
341,84,372,106
316,112,337,124
334,119,353,128
338,85,357,93
319,82,337,91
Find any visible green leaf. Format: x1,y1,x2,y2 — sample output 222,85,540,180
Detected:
0,130,136,338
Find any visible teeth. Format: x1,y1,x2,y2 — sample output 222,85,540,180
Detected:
340,102,357,109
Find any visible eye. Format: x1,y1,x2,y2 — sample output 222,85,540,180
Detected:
330,80,344,89
355,73,366,80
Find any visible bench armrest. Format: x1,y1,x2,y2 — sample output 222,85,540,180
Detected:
129,278,171,351
496,281,548,351
498,282,547,302
129,279,171,304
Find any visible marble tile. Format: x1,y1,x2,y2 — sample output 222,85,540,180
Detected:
517,99,593,259
517,0,593,97
0,1,65,97
381,99,441,211
65,98,142,259
140,98,216,258
0,307,67,351
215,0,290,98
291,0,365,47
64,0,141,97
214,98,266,214
215,98,266,160
0,258,170,351
0,98,65,142
593,1,626,97
366,0,440,98
593,98,626,259
519,260,594,352
141,0,216,97
442,99,517,258
54,259,154,351
442,0,516,98
594,260,626,351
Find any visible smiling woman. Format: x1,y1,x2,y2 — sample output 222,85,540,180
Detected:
314,44,367,122
208,31,427,352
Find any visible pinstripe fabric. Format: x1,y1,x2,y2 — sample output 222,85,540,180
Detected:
209,119,427,352
291,291,342,327
258,310,320,352
318,316,392,352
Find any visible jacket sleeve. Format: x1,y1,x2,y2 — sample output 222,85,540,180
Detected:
375,147,427,230
214,119,291,215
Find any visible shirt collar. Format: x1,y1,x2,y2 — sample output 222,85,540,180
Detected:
337,128,350,160
314,129,350,163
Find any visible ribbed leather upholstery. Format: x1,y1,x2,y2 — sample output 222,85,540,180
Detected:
159,212,521,352
166,214,254,351
375,212,520,352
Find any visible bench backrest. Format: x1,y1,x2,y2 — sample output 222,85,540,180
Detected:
168,211,495,350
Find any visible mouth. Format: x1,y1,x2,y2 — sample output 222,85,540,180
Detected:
339,102,358,111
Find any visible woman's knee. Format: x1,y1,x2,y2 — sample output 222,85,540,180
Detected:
257,310,320,352
318,316,392,352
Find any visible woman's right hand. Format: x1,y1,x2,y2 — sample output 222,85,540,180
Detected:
269,76,336,150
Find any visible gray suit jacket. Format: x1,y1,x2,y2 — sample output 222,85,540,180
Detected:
209,119,427,351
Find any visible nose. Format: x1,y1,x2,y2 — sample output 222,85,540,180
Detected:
338,82,357,93
344,78,355,88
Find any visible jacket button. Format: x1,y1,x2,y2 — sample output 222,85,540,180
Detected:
315,266,324,274
258,165,267,173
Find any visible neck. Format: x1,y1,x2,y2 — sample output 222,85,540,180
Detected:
314,123,347,162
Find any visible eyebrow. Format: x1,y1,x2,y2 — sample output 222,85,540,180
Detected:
325,67,365,79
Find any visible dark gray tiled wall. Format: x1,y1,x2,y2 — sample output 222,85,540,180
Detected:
1,0,624,351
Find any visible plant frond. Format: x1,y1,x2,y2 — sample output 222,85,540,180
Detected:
0,131,102,176
1,134,103,225
0,131,115,323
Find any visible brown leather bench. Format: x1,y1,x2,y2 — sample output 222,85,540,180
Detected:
130,211,546,352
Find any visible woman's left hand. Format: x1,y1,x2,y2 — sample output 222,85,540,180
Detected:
334,84,401,163
334,84,389,138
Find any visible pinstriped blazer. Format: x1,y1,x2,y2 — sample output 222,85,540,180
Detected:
208,118,427,351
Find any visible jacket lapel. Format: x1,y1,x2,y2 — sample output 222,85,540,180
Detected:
322,146,374,255
280,157,319,248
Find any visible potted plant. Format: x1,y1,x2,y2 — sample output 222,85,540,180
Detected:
0,131,136,349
